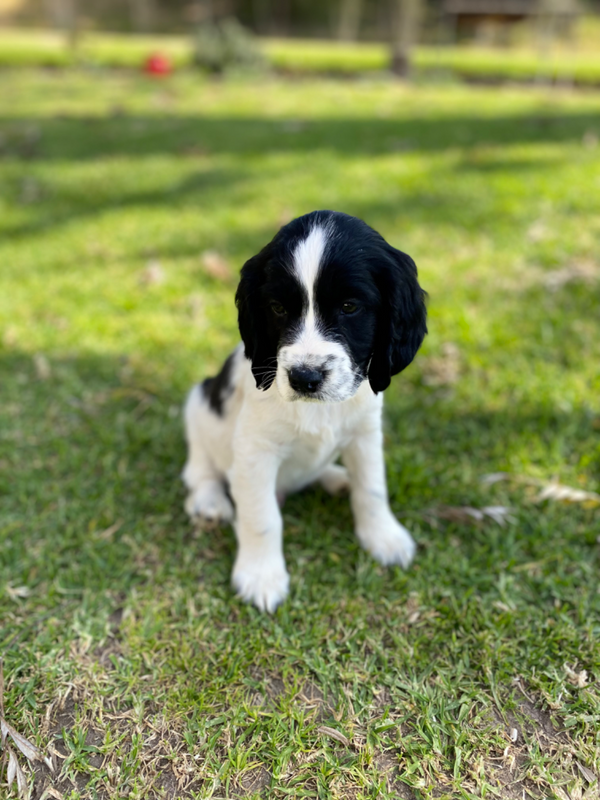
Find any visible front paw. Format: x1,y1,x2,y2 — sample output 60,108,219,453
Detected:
232,554,290,613
357,514,416,569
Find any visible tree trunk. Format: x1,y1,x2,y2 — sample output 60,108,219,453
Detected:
129,0,157,32
337,0,363,41
272,0,291,36
252,0,270,34
390,0,422,77
44,0,80,53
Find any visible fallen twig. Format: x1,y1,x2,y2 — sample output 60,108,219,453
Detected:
0,659,54,800
482,473,600,506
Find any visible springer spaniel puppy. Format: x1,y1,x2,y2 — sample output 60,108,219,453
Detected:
183,210,427,612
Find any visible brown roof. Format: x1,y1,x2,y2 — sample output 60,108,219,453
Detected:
443,0,537,14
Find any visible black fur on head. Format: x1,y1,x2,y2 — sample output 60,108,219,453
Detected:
365,240,428,394
235,242,280,391
235,210,427,395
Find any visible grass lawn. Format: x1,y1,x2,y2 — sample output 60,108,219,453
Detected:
1,69,600,799
2,28,600,85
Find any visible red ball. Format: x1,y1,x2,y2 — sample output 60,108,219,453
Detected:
144,53,172,76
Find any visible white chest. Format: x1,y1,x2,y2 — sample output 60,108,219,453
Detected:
276,424,349,493
272,387,378,494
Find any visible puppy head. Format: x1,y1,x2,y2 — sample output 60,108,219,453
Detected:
236,210,427,402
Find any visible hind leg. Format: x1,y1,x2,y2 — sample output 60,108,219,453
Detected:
184,479,234,527
182,387,234,527
318,463,351,495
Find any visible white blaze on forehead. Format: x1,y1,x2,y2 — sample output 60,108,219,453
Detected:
281,220,341,370
292,224,330,301
276,222,360,401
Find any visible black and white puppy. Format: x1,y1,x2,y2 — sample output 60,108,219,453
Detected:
183,210,427,612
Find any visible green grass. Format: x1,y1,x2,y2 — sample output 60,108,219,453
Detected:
3,28,600,85
1,69,600,799
266,37,600,86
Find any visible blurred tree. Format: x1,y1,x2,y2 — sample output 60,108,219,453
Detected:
189,0,215,23
390,0,423,75
20,0,445,42
43,0,80,51
128,0,157,32
537,0,579,51
250,0,271,33
273,0,292,34
337,0,364,39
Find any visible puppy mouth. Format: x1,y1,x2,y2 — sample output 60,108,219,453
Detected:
284,374,364,403
289,389,326,402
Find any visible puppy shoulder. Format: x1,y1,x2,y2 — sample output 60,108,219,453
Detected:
195,343,245,418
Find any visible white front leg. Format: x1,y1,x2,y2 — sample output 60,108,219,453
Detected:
229,446,289,613
342,424,416,568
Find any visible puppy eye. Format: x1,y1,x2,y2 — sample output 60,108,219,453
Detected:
341,301,358,315
270,301,287,317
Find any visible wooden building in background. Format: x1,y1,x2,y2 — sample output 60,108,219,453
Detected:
442,0,580,40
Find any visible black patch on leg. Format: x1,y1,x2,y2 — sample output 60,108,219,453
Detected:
200,351,235,417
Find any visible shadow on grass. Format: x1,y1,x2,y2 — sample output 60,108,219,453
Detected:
1,107,596,244
0,162,252,242
1,110,598,161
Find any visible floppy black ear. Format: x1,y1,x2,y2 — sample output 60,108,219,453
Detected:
368,245,427,394
235,245,278,390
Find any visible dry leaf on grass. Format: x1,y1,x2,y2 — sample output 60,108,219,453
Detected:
317,726,350,747
543,261,600,292
3,326,18,347
201,250,232,281
6,747,28,798
481,472,514,485
33,353,51,380
39,788,65,800
421,342,461,387
1,719,44,762
139,259,165,286
535,481,600,506
576,761,598,784
527,219,548,242
5,585,31,600
429,505,515,526
6,748,17,786
94,520,123,541
1,660,54,800
481,473,600,506
564,664,589,689
188,292,204,322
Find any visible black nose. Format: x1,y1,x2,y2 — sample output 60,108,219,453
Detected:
288,366,324,394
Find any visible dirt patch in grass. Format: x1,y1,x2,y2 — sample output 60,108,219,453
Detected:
31,687,204,800
247,666,337,721
477,695,593,800
234,764,272,797
374,751,416,799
